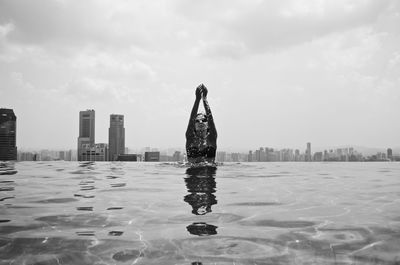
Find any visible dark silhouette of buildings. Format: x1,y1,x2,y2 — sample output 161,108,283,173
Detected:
144,151,160,161
117,154,137,161
108,114,125,161
0,108,17,161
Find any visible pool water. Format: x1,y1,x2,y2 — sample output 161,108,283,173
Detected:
1,161,400,264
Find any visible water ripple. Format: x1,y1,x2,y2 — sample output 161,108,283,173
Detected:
240,219,316,228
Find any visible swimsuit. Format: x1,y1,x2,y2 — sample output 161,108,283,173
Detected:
187,145,216,159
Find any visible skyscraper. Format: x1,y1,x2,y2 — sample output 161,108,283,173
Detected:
108,114,125,161
0,108,17,161
306,142,312,162
77,110,95,161
387,148,393,161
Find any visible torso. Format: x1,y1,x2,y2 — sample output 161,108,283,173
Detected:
186,137,216,164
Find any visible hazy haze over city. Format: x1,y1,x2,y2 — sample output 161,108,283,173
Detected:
0,0,399,151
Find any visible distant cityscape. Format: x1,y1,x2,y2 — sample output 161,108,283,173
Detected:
1,108,399,162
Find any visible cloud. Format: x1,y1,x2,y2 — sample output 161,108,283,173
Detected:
60,77,131,103
0,0,163,52
10,71,35,91
174,0,395,56
194,40,247,59
2,0,395,61
388,51,400,68
0,22,14,38
226,0,393,53
0,22,16,62
70,50,156,81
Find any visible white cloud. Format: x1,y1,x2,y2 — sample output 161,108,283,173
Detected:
61,77,117,102
0,22,14,38
388,51,400,68
0,22,16,62
10,71,35,91
70,50,156,80
215,0,391,54
194,40,247,60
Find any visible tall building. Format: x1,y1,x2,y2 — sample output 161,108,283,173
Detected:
306,142,312,162
313,152,323,161
77,110,95,161
387,148,393,161
217,151,226,162
173,151,181,162
108,114,125,161
0,108,17,161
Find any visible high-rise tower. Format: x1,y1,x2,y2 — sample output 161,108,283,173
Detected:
77,110,95,161
108,114,125,161
306,142,312,162
387,148,393,161
0,108,17,161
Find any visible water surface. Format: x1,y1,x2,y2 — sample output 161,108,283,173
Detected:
1,162,400,264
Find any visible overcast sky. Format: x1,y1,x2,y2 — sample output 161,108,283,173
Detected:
1,0,399,151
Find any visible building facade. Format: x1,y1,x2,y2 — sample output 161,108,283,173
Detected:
117,154,137,161
144,151,160,162
80,143,108,161
172,151,181,162
306,142,312,162
77,110,95,161
387,148,393,161
0,108,17,161
108,114,125,161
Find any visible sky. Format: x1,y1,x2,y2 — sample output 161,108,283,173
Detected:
0,0,399,152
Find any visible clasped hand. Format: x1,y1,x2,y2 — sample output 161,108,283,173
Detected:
196,83,208,99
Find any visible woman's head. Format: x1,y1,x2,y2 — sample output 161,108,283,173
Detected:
195,113,208,136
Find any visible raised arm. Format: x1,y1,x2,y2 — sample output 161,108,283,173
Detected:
201,85,217,141
185,85,202,139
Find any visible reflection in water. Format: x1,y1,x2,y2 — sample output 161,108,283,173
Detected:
184,166,217,215
76,231,95,236
76,207,93,211
109,231,124,236
186,222,218,236
0,196,14,201
74,194,95,198
184,166,218,241
0,162,16,213
0,161,17,175
79,161,95,168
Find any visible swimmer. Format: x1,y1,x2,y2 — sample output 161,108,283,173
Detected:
185,84,217,165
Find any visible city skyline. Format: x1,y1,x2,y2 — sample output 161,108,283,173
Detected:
12,108,399,162
4,106,400,153
16,144,399,162
1,1,399,150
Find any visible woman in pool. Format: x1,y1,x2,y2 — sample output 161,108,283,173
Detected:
186,84,217,165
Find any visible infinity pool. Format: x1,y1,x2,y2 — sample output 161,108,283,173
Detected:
1,161,400,264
